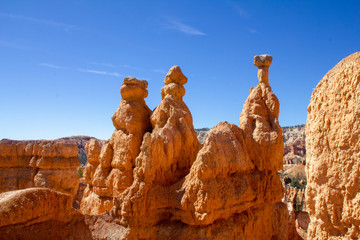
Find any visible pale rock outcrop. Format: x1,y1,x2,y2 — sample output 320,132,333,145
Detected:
282,125,306,165
81,77,152,214
306,52,360,239
0,140,80,196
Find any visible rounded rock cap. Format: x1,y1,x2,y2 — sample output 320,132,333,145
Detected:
123,76,148,90
164,65,187,85
254,54,272,67
121,76,149,100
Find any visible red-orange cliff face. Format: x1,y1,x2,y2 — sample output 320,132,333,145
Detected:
0,140,80,196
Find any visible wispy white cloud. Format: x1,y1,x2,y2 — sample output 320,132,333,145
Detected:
119,64,143,71
0,40,27,50
0,12,76,31
248,28,258,34
165,19,206,36
39,63,68,69
152,69,167,74
88,62,117,68
229,2,249,18
78,68,121,78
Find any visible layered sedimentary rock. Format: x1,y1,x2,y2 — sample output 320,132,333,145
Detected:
306,52,360,239
0,140,80,196
283,125,306,165
81,77,152,214
106,58,288,239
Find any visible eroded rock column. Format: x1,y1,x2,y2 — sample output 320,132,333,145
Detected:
111,66,200,238
81,77,151,214
239,54,284,171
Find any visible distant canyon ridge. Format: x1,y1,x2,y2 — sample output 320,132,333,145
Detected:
1,124,306,167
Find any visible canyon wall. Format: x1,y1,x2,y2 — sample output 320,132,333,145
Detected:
306,52,360,239
283,125,306,165
0,140,80,196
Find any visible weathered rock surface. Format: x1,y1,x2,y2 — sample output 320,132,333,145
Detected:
0,188,73,227
111,65,201,237
306,52,360,239
195,128,210,144
1,57,290,239
0,188,95,240
283,125,306,165
106,59,289,239
239,54,284,171
0,140,80,196
296,211,310,240
81,77,152,215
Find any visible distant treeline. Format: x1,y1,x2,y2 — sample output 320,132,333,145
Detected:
282,124,305,129
195,124,305,132
195,128,211,131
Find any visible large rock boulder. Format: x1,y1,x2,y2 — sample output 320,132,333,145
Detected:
306,52,360,239
0,188,93,240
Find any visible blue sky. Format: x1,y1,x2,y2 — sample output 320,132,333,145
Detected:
1,0,359,140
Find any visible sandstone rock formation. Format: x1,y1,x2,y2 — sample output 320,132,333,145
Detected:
0,140,80,196
296,211,310,240
81,77,152,214
195,128,210,144
0,188,94,240
0,188,74,227
106,58,289,239
239,54,284,171
282,185,309,240
306,52,360,239
110,65,201,236
1,56,289,239
283,125,306,165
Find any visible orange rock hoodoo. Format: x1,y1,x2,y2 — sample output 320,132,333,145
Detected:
306,52,360,239
81,77,152,214
80,56,289,239
0,140,80,196
0,56,290,239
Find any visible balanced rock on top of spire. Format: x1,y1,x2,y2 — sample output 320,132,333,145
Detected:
81,76,152,215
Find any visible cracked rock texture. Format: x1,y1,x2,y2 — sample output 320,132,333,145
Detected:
306,52,360,240
0,140,80,196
